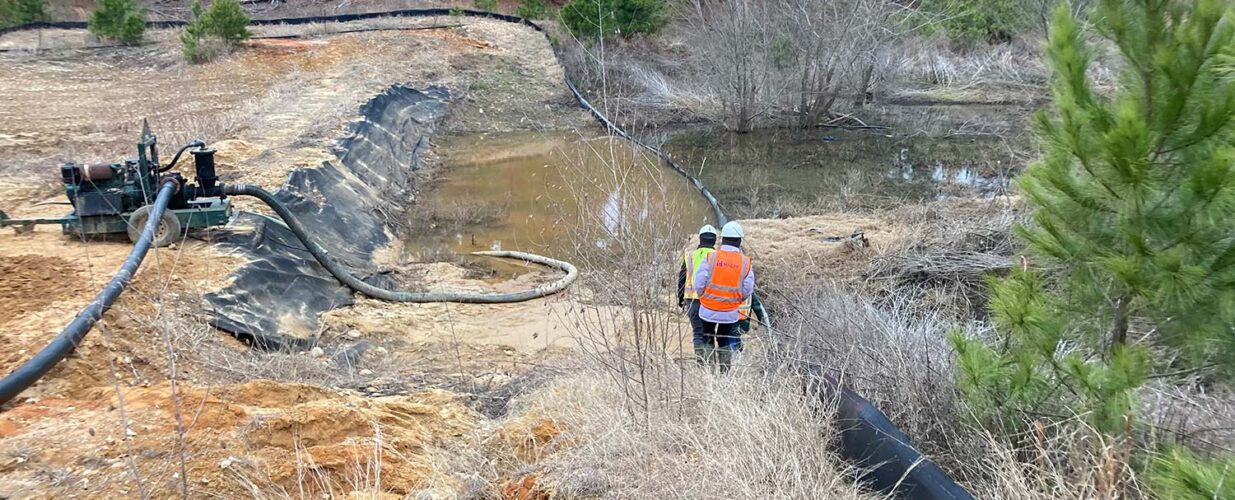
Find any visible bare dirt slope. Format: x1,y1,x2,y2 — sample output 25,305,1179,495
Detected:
0,14,587,383
0,16,608,497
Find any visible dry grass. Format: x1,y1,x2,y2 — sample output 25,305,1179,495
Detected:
757,274,1155,498
495,113,876,498
504,359,875,499
863,198,1022,319
966,421,1147,499
887,36,1050,100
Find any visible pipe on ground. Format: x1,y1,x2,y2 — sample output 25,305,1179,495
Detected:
224,184,577,303
0,180,178,406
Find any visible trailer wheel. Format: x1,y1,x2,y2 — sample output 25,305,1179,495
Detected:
127,206,181,247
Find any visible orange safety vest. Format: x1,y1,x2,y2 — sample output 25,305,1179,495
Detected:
738,296,753,320
699,249,752,312
682,247,715,300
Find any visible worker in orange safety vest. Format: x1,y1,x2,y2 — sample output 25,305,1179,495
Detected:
678,225,717,364
692,221,755,372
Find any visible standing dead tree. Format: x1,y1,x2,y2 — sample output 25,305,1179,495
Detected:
781,0,899,127
682,0,900,131
682,0,784,133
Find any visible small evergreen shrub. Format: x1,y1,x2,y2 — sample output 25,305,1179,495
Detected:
917,0,1032,45
1148,447,1235,500
181,0,251,63
0,0,45,28
560,0,664,40
952,0,1235,437
88,0,147,45
517,0,546,20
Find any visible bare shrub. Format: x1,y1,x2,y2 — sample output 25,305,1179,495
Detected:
680,0,901,131
864,199,1021,319
548,131,699,415
506,362,874,499
758,275,1152,497
761,276,962,453
680,0,782,132
775,0,900,126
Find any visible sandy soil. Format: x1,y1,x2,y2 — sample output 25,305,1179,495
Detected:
0,13,589,383
0,380,482,497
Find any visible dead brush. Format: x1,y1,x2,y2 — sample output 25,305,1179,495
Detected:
963,418,1146,499
757,275,1155,498
889,36,1050,97
503,358,876,499
862,198,1021,319
521,102,873,496
760,276,961,454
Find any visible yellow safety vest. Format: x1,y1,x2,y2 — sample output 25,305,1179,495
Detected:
738,296,753,320
682,247,715,300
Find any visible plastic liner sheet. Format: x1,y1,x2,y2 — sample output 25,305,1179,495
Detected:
203,85,447,350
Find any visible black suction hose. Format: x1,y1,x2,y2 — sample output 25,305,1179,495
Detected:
224,184,578,303
159,140,206,173
0,180,177,406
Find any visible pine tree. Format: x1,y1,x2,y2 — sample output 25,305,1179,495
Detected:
181,0,250,63
88,0,146,45
1028,0,1235,372
199,0,249,44
953,0,1235,434
180,0,204,60
0,0,46,28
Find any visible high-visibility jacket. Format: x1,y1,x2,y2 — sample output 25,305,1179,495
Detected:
699,249,752,313
682,247,715,300
738,296,753,320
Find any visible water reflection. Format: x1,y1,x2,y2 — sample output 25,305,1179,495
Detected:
660,127,1015,218
404,132,714,275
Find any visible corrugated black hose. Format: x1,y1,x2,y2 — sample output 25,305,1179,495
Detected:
0,180,177,406
158,140,206,173
224,184,578,303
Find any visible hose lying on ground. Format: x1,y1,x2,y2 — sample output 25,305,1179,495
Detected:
224,184,578,303
0,180,177,406
0,14,967,498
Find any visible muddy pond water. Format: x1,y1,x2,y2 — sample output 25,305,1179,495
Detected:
404,132,715,276
406,127,1016,275
659,127,1016,219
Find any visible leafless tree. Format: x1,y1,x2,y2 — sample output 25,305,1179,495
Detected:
682,0,786,132
780,0,900,126
682,0,901,131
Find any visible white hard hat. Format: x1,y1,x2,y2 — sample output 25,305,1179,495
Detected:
721,221,744,238
699,224,718,236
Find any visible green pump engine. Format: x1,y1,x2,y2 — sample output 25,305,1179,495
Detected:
0,121,231,246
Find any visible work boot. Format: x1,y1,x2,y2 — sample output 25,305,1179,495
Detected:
716,349,733,374
693,345,709,367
